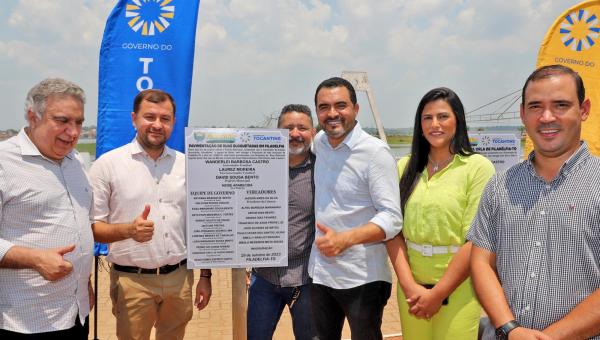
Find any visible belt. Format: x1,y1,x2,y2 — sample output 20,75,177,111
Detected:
406,240,460,257
113,259,187,275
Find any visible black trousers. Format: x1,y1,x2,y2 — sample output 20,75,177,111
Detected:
311,281,392,340
0,316,88,340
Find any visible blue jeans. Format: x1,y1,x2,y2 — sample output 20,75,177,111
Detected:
247,273,316,340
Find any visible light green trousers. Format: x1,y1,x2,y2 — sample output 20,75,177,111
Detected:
398,249,480,340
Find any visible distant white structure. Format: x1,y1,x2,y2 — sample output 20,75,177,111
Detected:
466,89,522,126
341,71,388,144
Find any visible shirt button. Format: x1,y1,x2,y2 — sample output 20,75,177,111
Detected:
530,273,536,278
159,198,163,203
525,305,530,311
165,233,169,238
535,241,541,247
155,180,159,184
162,216,166,220
167,250,171,255
540,210,545,215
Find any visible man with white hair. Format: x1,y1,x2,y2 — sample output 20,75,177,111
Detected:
0,78,94,339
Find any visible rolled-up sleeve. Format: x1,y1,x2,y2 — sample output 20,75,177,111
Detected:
88,159,111,223
368,147,403,240
461,156,495,240
0,239,14,262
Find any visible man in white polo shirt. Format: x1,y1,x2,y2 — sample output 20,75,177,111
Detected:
90,89,212,340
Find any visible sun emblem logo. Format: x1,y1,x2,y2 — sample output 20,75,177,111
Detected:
481,136,491,147
560,9,600,51
126,0,175,36
239,132,251,144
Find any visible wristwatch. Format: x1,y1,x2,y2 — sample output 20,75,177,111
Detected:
495,320,520,339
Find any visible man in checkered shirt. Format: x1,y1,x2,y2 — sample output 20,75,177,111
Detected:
0,78,93,338
468,64,600,340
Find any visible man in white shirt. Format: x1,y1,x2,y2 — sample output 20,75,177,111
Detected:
89,89,212,340
0,78,94,339
309,77,403,340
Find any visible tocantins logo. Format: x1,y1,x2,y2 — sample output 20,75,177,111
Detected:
480,135,491,147
560,9,600,51
126,0,175,36
239,132,251,143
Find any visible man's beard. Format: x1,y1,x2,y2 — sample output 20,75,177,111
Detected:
289,139,311,156
139,131,166,150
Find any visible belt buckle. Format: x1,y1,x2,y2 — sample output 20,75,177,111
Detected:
422,244,433,257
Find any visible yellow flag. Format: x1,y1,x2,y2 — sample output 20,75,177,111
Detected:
526,0,600,156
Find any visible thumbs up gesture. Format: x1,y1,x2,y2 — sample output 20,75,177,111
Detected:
128,204,154,242
33,244,76,281
315,222,350,257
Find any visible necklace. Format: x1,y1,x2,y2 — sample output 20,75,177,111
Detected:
428,154,454,173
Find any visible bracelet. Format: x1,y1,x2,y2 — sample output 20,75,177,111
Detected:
200,271,212,279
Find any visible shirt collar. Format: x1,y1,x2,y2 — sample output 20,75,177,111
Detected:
526,141,590,178
321,120,362,150
454,153,469,164
290,152,315,169
129,137,174,160
17,127,74,161
420,153,465,179
342,121,362,149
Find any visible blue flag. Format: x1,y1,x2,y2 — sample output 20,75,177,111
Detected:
95,0,200,256
97,0,200,157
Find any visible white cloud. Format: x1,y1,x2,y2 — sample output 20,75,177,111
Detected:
457,7,476,27
0,0,113,129
338,0,372,19
195,0,350,77
198,22,227,47
2,0,112,72
0,0,587,130
8,0,110,46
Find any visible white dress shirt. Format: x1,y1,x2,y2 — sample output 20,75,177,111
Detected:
309,122,402,289
0,129,93,333
89,139,187,268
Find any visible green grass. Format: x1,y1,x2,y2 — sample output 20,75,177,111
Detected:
76,143,96,157
386,135,412,145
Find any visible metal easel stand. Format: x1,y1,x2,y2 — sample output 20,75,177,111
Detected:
93,256,100,340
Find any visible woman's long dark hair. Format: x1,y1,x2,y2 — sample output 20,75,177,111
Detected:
399,87,474,214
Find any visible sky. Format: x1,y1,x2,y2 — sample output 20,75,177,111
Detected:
0,0,582,130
